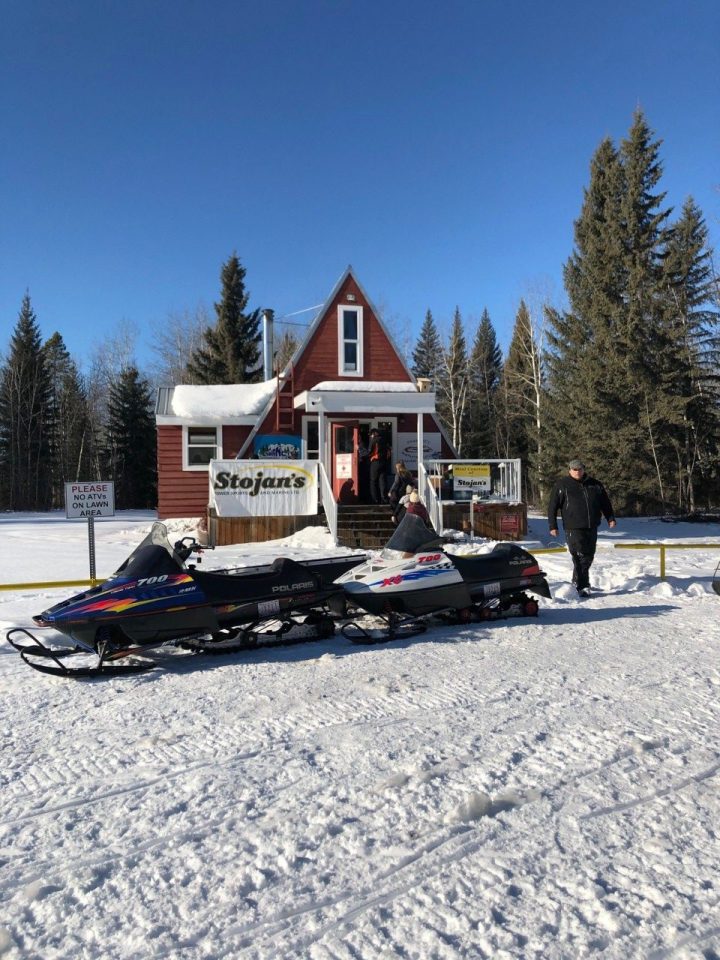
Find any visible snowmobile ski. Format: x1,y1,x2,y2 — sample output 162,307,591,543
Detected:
7,628,155,678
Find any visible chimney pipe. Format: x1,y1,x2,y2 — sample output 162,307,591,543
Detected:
262,309,275,380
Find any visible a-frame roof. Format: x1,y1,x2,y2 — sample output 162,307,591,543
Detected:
280,264,415,383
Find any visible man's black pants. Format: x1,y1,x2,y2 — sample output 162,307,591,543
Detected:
370,461,386,504
565,527,598,590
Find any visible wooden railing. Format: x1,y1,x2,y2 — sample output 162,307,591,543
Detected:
418,462,442,532
318,462,337,545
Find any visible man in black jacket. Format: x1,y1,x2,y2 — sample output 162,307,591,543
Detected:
547,459,616,595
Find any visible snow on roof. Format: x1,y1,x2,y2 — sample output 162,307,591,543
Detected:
172,381,277,421
310,381,418,392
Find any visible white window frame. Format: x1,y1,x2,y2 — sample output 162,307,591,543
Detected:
183,425,222,470
301,416,320,459
337,305,364,377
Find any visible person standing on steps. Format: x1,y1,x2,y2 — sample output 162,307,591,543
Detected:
388,461,414,509
547,459,617,596
368,428,389,505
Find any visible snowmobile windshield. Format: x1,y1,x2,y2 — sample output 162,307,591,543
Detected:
382,512,444,556
109,522,187,580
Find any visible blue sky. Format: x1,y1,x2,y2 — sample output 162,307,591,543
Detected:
1,0,718,371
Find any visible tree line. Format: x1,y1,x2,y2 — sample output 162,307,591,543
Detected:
415,111,719,514
2,111,717,515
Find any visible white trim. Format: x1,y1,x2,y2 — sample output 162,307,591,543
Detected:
337,305,364,377
304,390,436,414
301,415,320,459
157,416,258,427
182,424,223,471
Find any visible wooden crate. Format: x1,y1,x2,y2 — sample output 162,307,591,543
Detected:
441,502,527,540
208,509,326,546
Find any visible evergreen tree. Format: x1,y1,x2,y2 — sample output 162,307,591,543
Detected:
0,294,52,509
186,254,262,384
436,308,469,454
544,137,626,482
545,112,676,512
465,309,503,457
411,309,443,384
42,333,93,507
103,366,157,508
659,198,720,509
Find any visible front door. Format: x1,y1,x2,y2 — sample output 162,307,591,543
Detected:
331,421,360,503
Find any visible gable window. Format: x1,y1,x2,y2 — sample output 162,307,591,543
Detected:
337,305,364,377
184,426,221,469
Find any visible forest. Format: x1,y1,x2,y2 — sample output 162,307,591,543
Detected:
1,112,717,515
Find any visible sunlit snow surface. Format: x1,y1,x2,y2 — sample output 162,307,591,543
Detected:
1,511,719,959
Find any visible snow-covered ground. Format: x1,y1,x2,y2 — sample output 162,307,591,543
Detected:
1,511,719,959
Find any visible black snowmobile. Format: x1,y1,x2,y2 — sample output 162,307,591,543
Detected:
334,512,552,642
7,522,365,677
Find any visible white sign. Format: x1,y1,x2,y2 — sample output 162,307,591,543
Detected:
335,453,352,479
453,464,491,495
209,460,318,517
64,481,115,518
396,432,442,470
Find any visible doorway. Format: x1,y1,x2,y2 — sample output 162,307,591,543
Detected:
329,418,396,504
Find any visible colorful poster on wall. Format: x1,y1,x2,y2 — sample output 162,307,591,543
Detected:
396,432,442,470
254,434,302,459
209,460,318,516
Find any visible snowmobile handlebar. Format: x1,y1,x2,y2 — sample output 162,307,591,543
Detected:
173,536,214,562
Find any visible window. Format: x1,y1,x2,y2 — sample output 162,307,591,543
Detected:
337,305,363,376
303,417,319,459
184,426,220,469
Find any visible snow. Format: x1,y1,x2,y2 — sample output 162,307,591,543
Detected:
311,381,419,392
172,381,277,420
1,511,720,959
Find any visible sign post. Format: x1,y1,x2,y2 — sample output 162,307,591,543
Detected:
64,482,115,583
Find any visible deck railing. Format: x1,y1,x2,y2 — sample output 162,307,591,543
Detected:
418,462,443,532
318,462,337,545
425,458,522,503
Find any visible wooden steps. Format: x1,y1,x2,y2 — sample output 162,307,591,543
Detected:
336,503,395,549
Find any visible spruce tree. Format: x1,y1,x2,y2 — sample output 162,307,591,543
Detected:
0,294,52,509
545,112,675,512
186,253,262,384
465,309,503,458
104,366,157,508
411,309,443,384
43,333,93,507
659,198,720,509
544,137,627,483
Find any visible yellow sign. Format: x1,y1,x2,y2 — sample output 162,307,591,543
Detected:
453,463,491,494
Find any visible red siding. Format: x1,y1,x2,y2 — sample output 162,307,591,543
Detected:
157,426,210,519
222,425,251,458
293,274,410,394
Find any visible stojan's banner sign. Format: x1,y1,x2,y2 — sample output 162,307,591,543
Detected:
209,460,318,517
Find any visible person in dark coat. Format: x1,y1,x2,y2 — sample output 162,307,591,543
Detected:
388,461,414,508
368,428,389,504
547,459,616,595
